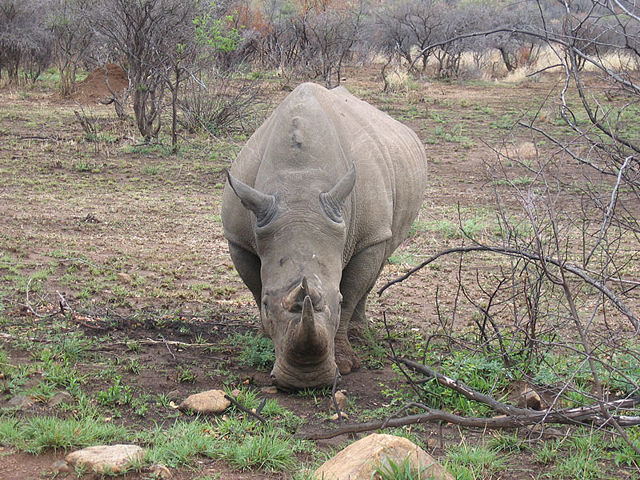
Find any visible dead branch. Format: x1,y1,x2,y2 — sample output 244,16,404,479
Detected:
377,245,639,331
330,368,344,424
395,357,532,416
224,394,267,424
299,398,640,440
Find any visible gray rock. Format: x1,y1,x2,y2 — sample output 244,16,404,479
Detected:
52,460,71,473
48,391,73,407
148,463,172,479
7,395,35,409
65,444,145,474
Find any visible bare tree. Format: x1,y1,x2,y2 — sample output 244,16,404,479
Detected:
47,0,95,96
369,0,442,75
89,0,202,142
0,0,53,83
358,0,640,453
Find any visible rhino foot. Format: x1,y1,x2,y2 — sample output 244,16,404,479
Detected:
335,340,361,375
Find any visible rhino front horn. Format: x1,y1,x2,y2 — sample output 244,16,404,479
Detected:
225,169,277,227
288,296,328,364
320,164,356,222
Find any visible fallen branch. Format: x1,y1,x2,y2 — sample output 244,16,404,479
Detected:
396,357,532,416
299,399,640,440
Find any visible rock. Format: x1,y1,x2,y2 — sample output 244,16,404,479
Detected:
65,444,145,474
148,463,172,479
166,389,181,399
48,391,73,407
314,433,454,480
260,386,278,394
117,272,132,283
52,460,71,473
330,412,349,421
516,384,546,410
178,389,230,414
7,394,35,409
334,390,348,411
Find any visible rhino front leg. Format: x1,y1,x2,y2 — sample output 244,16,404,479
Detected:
336,242,387,374
228,242,262,309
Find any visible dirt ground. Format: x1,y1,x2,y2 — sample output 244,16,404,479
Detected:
0,66,638,479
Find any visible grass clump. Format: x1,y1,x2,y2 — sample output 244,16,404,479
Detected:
229,332,275,371
0,416,129,454
221,430,298,472
446,443,505,480
144,417,301,473
373,455,435,480
144,420,220,468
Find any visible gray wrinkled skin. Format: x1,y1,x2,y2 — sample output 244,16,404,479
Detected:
222,83,427,390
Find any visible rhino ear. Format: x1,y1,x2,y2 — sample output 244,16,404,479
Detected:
225,169,277,227
320,165,356,223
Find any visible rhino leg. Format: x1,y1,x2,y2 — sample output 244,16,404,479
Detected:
228,242,262,309
337,242,387,374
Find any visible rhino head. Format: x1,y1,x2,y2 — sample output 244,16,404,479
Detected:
225,165,355,390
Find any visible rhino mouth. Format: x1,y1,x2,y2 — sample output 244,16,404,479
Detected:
270,359,338,391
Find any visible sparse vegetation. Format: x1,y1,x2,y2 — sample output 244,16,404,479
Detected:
0,0,639,478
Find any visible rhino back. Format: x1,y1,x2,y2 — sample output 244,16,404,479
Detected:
222,83,427,260
322,85,427,259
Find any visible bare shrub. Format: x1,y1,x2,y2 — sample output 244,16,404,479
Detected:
89,0,202,142
365,0,640,455
179,74,264,136
0,0,53,83
47,0,95,96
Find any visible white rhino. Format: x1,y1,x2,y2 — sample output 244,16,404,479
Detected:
222,83,427,389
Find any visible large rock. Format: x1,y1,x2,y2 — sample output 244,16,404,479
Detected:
314,433,453,480
65,444,145,474
178,389,230,414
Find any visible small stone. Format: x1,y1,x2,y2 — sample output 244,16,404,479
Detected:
7,394,35,409
517,384,545,410
52,460,71,473
148,463,172,479
260,386,278,394
117,272,132,283
230,388,241,397
178,389,230,414
314,433,454,480
334,390,348,411
543,427,564,439
65,444,145,474
167,390,181,399
48,391,73,407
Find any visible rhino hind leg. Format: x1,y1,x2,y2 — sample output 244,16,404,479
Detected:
336,242,387,374
228,242,262,309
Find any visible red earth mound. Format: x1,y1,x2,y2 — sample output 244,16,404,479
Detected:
74,63,129,104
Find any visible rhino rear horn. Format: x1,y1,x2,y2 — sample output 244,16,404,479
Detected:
282,277,309,312
225,169,277,227
320,165,356,222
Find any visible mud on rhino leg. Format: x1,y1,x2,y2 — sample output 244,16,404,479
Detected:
228,242,262,309
336,242,387,375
